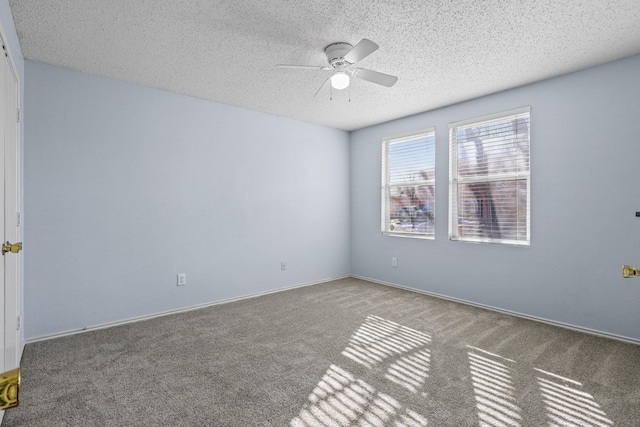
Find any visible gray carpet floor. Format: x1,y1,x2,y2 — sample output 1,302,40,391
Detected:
4,277,640,426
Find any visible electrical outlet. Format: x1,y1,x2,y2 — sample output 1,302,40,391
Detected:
177,273,186,286
392,257,398,268
281,261,286,271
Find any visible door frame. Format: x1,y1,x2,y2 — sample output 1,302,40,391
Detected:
0,17,23,425
0,22,23,369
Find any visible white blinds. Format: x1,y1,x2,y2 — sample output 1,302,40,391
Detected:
382,129,435,238
449,107,530,245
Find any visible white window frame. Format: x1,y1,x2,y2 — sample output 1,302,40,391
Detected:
381,128,436,239
448,107,531,246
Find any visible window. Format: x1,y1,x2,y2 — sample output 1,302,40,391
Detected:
382,129,435,238
449,107,530,245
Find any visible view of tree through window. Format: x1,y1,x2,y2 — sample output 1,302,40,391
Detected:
449,108,530,245
382,130,435,238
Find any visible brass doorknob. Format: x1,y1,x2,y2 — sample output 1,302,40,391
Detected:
623,265,640,278
1,241,21,255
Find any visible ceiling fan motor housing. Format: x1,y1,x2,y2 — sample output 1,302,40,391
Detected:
325,42,353,67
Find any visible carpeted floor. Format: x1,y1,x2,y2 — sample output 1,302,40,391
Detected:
4,277,640,426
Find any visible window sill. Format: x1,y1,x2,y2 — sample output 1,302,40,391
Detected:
382,232,435,240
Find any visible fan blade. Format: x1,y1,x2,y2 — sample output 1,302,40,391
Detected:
343,39,379,64
314,76,331,97
276,64,331,70
354,68,398,87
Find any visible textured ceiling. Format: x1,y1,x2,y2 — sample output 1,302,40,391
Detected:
8,0,640,131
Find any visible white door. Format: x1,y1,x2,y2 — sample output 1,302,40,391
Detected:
2,45,20,371
0,43,7,380
0,41,21,374
0,38,21,422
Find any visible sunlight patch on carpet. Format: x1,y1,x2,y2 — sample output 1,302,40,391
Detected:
467,345,522,427
341,315,432,394
535,369,613,427
384,348,431,393
289,364,428,427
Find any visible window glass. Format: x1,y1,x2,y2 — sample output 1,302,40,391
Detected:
449,108,530,245
382,129,435,238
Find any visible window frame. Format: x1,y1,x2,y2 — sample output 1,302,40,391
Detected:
381,128,436,239
448,107,531,246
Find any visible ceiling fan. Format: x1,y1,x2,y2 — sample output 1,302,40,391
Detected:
276,39,398,97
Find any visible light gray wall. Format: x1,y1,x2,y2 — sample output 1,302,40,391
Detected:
350,55,640,341
24,61,350,339
21,47,640,342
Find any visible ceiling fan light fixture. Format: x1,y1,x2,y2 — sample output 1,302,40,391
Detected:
277,39,397,97
331,72,350,90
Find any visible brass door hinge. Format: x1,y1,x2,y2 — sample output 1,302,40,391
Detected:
0,368,20,410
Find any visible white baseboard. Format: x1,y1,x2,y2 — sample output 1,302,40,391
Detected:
351,275,640,346
25,275,350,344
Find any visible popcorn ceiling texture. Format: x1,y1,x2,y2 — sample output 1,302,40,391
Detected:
8,0,640,130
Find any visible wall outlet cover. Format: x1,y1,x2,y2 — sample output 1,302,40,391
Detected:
177,273,186,286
